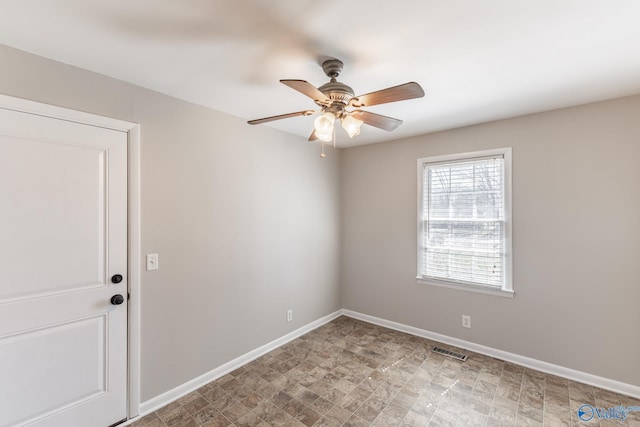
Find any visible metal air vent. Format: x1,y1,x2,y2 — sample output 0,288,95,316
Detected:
431,346,468,362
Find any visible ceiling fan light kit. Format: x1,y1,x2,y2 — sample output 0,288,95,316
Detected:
248,59,425,157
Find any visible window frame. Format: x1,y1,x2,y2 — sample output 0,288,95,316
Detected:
416,148,513,298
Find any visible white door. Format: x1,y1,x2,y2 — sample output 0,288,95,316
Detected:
0,107,128,427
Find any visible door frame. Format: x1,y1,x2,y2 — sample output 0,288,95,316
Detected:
0,94,142,419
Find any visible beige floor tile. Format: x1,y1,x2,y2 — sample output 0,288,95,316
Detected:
130,317,634,427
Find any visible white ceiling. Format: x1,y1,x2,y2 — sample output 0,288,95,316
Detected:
1,0,640,147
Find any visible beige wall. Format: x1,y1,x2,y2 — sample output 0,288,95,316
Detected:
340,95,640,387
3,41,639,401
0,44,341,401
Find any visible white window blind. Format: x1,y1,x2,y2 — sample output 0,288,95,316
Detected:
420,155,506,288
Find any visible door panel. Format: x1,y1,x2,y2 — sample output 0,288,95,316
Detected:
0,135,107,300
0,315,106,426
0,107,128,427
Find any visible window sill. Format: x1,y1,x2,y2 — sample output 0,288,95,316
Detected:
416,277,514,298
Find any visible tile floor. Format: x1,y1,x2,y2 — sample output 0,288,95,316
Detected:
130,316,639,427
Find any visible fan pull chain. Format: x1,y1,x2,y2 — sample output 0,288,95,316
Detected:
320,141,326,158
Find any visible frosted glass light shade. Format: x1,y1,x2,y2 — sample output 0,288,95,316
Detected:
341,114,363,138
314,112,335,142
314,112,335,134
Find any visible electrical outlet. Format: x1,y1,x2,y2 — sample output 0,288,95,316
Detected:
462,315,471,329
286,309,293,323
146,253,158,271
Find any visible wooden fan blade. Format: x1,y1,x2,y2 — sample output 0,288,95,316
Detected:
280,80,330,103
349,82,424,108
248,110,314,125
351,110,403,131
308,130,318,141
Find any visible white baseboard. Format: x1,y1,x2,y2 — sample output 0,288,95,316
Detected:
132,310,342,421
122,307,638,426
341,309,640,399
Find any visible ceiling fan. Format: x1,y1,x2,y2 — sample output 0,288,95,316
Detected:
248,59,425,157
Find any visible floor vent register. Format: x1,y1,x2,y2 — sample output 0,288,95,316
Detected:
431,346,469,362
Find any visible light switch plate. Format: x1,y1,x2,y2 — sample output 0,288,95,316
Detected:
146,253,159,271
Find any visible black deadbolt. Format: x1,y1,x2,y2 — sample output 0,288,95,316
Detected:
111,294,125,305
111,274,123,284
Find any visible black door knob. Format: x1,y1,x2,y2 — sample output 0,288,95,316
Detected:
111,274,123,284
111,294,125,305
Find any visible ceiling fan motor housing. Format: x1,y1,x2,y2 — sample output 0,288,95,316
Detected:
318,80,354,105
318,59,355,107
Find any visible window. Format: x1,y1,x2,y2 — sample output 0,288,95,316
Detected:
417,148,513,297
